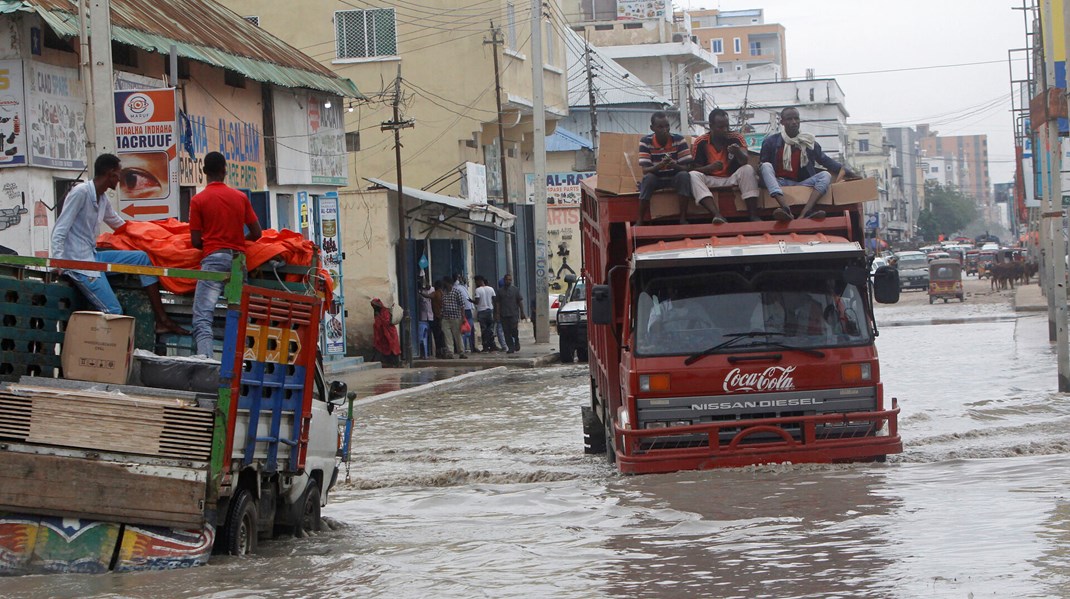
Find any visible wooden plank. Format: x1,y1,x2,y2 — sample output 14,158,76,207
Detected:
0,452,207,529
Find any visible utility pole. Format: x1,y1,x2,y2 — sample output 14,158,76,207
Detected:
89,0,115,159
78,0,96,167
382,65,415,368
1042,0,1069,391
485,23,515,276
530,0,549,344
583,35,598,153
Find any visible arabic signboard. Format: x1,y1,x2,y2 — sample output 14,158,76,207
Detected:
524,171,594,205
27,62,86,170
114,88,179,220
0,59,27,167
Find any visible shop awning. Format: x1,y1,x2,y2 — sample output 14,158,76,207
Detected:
365,178,516,231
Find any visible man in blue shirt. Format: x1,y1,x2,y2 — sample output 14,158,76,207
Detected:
759,107,859,221
51,153,188,334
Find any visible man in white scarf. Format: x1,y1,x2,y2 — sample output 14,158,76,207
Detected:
759,107,858,221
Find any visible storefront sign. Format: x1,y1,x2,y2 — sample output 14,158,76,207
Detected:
178,82,264,189
0,59,27,166
524,171,594,205
297,191,310,238
317,192,345,355
308,96,346,185
114,88,179,219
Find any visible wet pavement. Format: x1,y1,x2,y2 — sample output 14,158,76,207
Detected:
9,281,1070,598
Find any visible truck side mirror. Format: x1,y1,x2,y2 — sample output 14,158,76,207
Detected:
564,273,577,284
591,284,612,325
873,266,900,304
328,380,348,404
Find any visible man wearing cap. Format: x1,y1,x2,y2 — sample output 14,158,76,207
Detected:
189,151,263,357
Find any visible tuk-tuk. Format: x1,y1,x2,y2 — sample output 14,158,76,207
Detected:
965,250,980,276
929,258,964,303
977,250,998,279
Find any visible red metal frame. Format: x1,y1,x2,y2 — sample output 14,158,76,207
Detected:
613,401,901,474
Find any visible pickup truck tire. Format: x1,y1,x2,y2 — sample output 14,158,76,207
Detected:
559,337,573,363
222,489,258,556
294,480,322,537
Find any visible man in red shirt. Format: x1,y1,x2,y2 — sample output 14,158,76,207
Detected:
189,152,262,356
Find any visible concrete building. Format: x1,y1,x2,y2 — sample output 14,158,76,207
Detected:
686,8,786,82
562,0,717,134
702,78,850,160
884,126,922,240
917,125,991,207
920,154,967,189
220,0,566,356
845,123,910,242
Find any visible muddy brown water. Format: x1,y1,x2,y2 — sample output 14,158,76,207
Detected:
8,293,1070,598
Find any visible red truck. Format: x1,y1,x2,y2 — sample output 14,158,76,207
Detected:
579,179,902,474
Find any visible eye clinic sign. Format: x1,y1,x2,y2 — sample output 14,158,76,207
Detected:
114,88,179,220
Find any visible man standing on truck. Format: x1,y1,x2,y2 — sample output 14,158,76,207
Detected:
689,108,762,223
51,153,189,335
759,107,859,222
189,151,263,357
637,112,693,225
495,274,525,354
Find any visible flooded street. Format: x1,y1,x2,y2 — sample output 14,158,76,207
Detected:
8,280,1070,598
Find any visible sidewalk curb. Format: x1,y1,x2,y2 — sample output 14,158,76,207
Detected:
353,366,508,407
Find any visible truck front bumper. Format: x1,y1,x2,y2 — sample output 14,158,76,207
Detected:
611,399,901,474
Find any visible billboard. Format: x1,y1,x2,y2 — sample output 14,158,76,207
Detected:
524,171,594,205
114,88,179,220
0,59,26,166
317,192,345,355
27,62,86,170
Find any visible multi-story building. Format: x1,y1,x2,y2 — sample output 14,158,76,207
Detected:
917,125,991,207
686,8,786,83
703,78,850,160
561,0,717,134
920,154,968,189
846,124,910,242
884,126,922,240
220,0,568,355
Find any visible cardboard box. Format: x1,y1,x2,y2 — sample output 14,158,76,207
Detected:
831,178,879,205
61,312,136,384
595,132,644,195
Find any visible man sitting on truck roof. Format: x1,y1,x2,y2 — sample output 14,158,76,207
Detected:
759,107,860,222
636,112,693,225
50,153,190,335
689,108,761,223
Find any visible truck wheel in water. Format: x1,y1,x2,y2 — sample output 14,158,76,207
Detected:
582,405,606,454
559,337,573,363
604,408,617,464
223,489,258,556
295,480,322,537
577,346,589,363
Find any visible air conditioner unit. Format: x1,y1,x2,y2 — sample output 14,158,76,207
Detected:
672,32,685,43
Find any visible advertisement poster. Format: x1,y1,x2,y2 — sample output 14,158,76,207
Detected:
616,0,668,20
297,191,310,238
317,192,345,355
307,95,347,186
27,62,86,170
524,171,594,205
114,88,179,220
179,81,264,190
0,59,26,166
546,206,580,292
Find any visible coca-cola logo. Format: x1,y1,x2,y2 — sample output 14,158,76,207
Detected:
723,366,797,393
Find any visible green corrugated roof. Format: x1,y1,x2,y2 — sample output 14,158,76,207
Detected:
2,0,361,99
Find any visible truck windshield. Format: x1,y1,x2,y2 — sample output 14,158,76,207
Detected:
568,281,586,303
635,268,872,357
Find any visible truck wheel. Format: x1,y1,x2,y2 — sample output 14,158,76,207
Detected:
582,405,606,454
929,296,934,304
559,338,573,363
222,489,258,556
294,480,322,537
577,346,589,363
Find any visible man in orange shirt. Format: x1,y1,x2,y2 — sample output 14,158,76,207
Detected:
688,108,761,223
189,152,263,357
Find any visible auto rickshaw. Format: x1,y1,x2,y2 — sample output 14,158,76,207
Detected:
965,250,980,276
977,250,998,278
929,258,964,303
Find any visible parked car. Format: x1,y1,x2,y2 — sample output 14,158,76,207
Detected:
556,275,587,363
870,256,889,274
894,251,930,290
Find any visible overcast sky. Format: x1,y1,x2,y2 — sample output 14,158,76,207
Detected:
687,0,1025,183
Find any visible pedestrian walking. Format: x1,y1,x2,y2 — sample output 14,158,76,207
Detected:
495,273,525,353
473,275,498,351
442,277,467,358
188,152,263,356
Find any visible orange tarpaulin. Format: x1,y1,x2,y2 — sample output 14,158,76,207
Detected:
97,219,332,296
